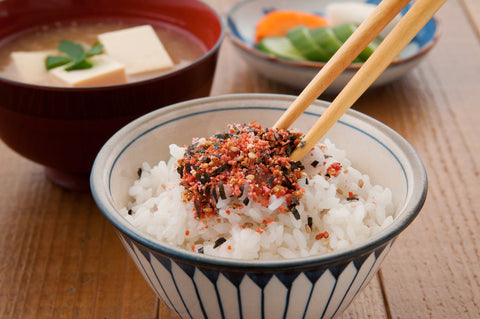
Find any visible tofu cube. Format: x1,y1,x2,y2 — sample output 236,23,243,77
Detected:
49,54,127,87
11,51,54,85
98,25,174,76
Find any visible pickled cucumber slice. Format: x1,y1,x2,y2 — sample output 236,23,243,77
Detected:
309,27,343,58
256,36,307,61
332,23,358,43
286,26,330,62
332,23,381,61
359,36,382,60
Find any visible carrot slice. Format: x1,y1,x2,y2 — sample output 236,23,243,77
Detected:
255,10,328,42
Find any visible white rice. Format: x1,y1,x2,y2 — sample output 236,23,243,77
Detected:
121,138,394,260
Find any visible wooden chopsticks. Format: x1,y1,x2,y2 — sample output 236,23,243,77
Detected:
274,0,410,130
275,0,446,161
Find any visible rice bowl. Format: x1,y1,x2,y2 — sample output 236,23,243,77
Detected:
90,93,427,319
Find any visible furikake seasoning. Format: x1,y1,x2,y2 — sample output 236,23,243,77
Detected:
177,123,306,219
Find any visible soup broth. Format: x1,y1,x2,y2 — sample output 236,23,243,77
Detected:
0,19,207,86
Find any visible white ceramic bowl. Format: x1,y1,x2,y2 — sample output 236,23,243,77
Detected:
227,0,439,93
91,94,427,319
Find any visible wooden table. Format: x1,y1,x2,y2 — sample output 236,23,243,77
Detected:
1,0,479,318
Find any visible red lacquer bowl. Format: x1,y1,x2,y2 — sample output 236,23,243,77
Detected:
0,0,224,191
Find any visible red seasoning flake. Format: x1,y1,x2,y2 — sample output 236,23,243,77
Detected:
263,218,274,224
326,162,342,177
315,231,329,240
347,192,359,201
177,123,306,219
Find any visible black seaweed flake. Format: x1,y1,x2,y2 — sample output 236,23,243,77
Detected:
199,172,210,184
290,206,300,220
194,201,201,219
200,156,210,164
243,197,250,206
238,184,245,198
213,237,226,249
290,161,304,171
137,167,143,178
198,247,204,254
286,144,293,156
310,160,319,168
305,178,309,185
346,197,360,201
291,196,299,206
307,216,313,229
212,187,218,203
128,209,133,215
177,166,184,178
186,142,198,154
291,132,301,140
282,177,294,189
214,133,232,140
267,176,275,186
218,181,226,200
205,184,211,197
211,163,230,176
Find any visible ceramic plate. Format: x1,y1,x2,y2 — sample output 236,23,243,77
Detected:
227,0,439,93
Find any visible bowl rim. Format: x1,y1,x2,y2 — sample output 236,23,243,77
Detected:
226,0,440,71
0,0,225,91
90,93,427,270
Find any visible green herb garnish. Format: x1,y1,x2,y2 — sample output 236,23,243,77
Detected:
46,40,103,71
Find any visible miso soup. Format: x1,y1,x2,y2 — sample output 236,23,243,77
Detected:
0,19,207,87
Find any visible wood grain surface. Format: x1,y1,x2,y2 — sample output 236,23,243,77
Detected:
0,0,478,318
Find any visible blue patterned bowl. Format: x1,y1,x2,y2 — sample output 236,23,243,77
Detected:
227,0,439,93
91,94,427,318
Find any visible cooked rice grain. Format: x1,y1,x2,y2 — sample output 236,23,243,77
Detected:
121,139,394,260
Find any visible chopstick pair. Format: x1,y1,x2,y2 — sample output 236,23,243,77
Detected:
274,0,447,161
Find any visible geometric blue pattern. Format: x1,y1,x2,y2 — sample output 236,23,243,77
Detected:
117,231,393,319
